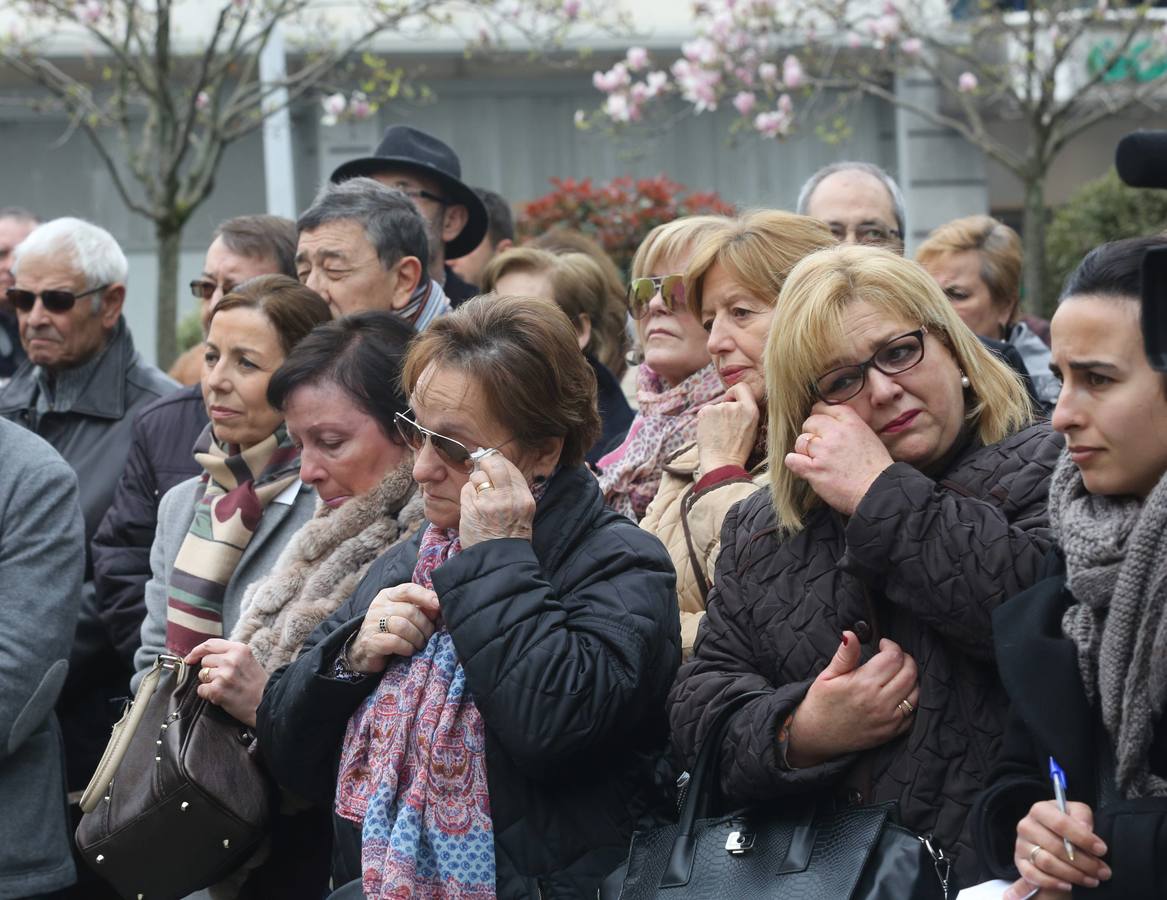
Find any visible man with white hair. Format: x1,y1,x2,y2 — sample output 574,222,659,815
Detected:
0,217,177,797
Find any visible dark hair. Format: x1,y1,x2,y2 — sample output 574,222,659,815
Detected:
1061,236,1167,305
474,187,514,246
297,177,429,271
211,274,331,356
213,214,298,278
268,311,414,440
401,294,601,467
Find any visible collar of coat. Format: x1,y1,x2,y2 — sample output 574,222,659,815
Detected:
0,316,139,421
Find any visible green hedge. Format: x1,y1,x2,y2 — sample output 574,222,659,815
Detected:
1045,171,1167,314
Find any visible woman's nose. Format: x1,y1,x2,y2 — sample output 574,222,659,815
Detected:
299,447,324,485
706,316,733,356
1050,384,1079,434
411,437,444,484
647,289,670,316
865,367,903,405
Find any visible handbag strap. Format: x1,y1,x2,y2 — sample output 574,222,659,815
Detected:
79,655,188,813
660,689,772,887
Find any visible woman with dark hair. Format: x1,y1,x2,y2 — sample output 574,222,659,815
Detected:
257,295,679,900
972,237,1167,900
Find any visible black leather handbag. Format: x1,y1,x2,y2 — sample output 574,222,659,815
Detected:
76,654,272,900
603,691,954,900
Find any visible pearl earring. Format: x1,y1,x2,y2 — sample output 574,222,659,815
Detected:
960,374,971,389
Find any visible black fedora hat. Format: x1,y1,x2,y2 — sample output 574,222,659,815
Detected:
330,125,488,260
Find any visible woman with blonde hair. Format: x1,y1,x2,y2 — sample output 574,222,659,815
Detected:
639,210,835,655
596,215,728,520
917,214,1057,410
669,245,1062,882
481,246,634,461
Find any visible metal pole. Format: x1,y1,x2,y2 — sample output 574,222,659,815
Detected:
259,24,297,219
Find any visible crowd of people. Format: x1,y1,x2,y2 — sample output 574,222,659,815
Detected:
0,122,1163,900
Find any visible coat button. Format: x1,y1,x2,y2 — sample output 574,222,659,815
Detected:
853,621,872,642
847,789,864,805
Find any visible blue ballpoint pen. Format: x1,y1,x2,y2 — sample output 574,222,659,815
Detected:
1049,757,1076,862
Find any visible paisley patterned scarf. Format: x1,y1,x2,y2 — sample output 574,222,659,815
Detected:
598,362,725,520
165,422,300,656
335,525,495,900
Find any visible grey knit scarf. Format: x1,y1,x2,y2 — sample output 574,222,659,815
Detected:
1049,450,1167,799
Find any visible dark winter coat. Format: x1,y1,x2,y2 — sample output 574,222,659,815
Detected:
257,464,680,899
668,423,1063,884
91,383,207,668
970,553,1167,898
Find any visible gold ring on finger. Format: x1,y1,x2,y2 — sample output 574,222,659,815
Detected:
200,667,212,683
1027,844,1042,865
897,698,915,718
474,480,494,495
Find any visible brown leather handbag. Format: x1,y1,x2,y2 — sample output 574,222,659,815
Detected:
76,654,272,900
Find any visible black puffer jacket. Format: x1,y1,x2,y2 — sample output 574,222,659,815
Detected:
258,464,680,899
669,423,1062,883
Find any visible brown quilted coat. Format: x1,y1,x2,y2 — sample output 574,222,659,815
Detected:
668,423,1063,883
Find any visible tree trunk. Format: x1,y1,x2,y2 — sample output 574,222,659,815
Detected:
155,222,182,368
1021,176,1047,317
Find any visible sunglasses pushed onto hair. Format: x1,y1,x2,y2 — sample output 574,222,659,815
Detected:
394,411,499,474
627,274,686,319
7,284,108,314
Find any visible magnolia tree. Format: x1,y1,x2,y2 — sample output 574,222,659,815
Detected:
589,0,1167,308
1,0,616,365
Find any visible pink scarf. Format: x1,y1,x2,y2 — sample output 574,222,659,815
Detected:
598,362,725,519
335,525,495,899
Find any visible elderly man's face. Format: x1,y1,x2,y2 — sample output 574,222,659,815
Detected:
192,237,283,331
0,216,36,295
805,170,903,253
13,252,123,371
296,219,420,317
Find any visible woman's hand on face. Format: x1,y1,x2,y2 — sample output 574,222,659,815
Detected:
695,384,760,474
1006,800,1110,898
347,584,442,675
783,402,894,516
785,633,919,769
185,640,268,728
459,452,537,548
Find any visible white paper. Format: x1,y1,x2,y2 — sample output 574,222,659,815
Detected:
956,881,1013,900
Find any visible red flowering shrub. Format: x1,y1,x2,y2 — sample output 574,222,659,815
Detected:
517,175,736,275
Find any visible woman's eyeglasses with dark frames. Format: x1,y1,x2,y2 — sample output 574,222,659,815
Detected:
394,412,500,473
813,327,928,404
627,274,685,319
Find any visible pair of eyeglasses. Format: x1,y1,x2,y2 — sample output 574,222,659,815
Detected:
395,411,500,473
829,223,903,247
190,279,223,301
627,274,685,319
813,328,927,404
7,284,109,313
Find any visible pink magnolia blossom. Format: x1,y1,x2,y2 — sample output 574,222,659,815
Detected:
777,93,792,114
733,91,757,116
593,63,631,94
74,0,103,24
782,54,804,89
847,32,864,49
349,92,372,120
195,91,210,111
758,62,779,84
681,38,718,66
901,37,922,56
322,93,347,118
958,71,978,93
604,93,634,123
563,0,581,19
626,46,649,71
645,70,670,97
754,108,790,139
574,109,587,128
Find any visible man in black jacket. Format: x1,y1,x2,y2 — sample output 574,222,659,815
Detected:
90,214,297,669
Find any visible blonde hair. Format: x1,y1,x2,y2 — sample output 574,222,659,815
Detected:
630,215,732,280
765,245,1035,534
915,215,1023,325
480,246,623,373
685,210,837,318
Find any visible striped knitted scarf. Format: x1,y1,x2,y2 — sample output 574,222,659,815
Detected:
165,422,301,657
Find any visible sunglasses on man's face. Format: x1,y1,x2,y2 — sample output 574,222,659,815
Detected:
6,284,109,314
627,274,685,319
394,411,499,474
